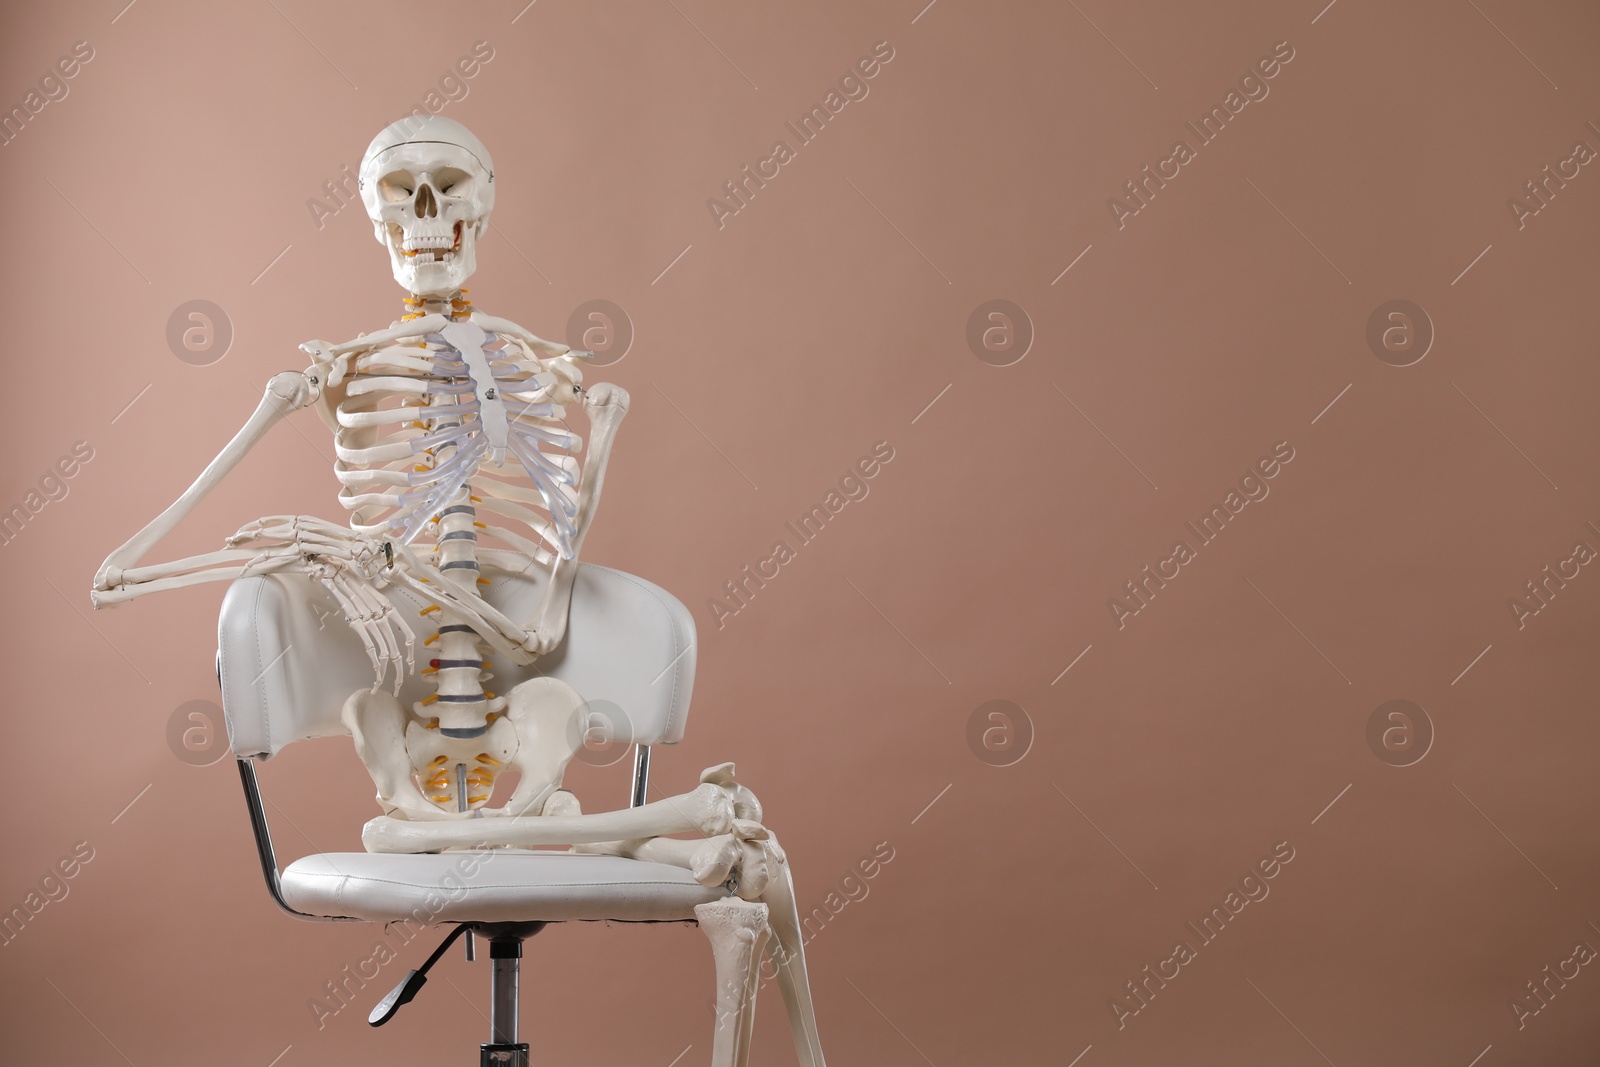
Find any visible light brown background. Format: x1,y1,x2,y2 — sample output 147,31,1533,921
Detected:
2,1,1597,1064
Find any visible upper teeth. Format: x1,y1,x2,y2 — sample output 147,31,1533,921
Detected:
404,235,454,251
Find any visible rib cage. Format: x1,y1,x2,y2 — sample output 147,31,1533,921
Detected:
331,326,584,563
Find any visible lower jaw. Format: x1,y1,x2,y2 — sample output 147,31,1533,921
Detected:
396,260,466,295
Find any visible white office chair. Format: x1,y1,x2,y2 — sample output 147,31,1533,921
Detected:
218,560,737,1065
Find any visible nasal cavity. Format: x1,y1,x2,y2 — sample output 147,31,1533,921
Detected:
414,184,438,219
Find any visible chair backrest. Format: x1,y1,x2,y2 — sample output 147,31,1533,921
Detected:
218,562,696,760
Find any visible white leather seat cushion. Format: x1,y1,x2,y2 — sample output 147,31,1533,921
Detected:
281,850,726,923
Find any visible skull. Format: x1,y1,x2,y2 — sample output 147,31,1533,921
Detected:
359,116,495,296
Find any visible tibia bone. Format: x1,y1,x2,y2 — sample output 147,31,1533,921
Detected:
696,897,770,1067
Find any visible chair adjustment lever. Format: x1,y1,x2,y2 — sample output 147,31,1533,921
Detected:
369,924,471,1027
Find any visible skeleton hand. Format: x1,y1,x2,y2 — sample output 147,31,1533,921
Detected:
228,515,388,574
227,516,414,692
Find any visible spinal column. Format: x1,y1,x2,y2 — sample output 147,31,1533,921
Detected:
409,297,504,761
419,481,500,740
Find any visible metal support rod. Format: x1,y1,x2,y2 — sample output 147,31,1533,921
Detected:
630,744,651,808
489,939,522,1045
491,959,518,1044
236,759,359,923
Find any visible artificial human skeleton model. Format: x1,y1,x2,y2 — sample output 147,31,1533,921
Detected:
91,116,823,1067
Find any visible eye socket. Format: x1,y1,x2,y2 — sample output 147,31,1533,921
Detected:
377,172,415,203
434,167,474,197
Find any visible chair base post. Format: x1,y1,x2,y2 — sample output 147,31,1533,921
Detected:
478,923,542,1066
490,949,520,1043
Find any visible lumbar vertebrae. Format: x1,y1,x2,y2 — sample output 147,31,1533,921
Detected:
93,116,823,1067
